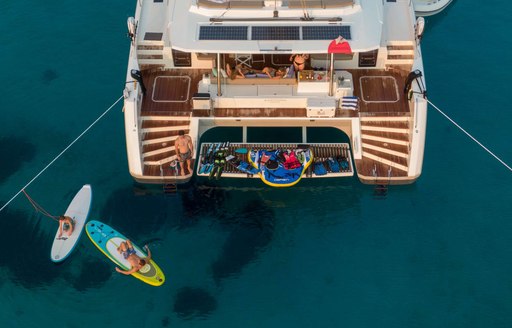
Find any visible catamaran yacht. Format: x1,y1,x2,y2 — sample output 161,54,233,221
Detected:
123,0,428,187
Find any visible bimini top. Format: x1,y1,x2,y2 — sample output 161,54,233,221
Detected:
169,0,383,54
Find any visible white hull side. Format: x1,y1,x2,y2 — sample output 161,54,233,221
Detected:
124,2,144,179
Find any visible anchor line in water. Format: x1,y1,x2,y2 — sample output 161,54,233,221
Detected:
427,99,512,172
0,95,124,213
22,189,58,221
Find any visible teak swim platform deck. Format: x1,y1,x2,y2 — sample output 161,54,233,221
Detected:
196,143,354,179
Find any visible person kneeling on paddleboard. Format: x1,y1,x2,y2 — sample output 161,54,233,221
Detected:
115,240,152,275
58,215,75,238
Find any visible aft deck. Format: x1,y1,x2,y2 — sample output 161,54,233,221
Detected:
137,59,414,184
140,66,411,117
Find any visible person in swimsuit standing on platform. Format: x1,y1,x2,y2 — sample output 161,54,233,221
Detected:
290,54,309,72
175,130,193,176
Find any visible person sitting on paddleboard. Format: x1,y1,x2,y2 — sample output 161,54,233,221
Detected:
58,215,74,238
115,240,152,275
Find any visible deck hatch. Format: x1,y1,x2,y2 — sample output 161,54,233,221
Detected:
252,26,300,40
152,76,191,103
302,26,351,40
144,32,163,41
199,26,248,40
359,76,400,103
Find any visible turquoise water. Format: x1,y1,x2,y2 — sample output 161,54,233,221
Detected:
1,0,512,327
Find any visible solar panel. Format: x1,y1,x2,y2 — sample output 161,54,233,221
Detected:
252,26,301,40
198,25,350,41
302,26,351,40
199,26,248,40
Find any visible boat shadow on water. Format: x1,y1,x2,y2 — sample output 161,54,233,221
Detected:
173,286,218,320
210,199,275,285
177,182,276,285
162,183,275,320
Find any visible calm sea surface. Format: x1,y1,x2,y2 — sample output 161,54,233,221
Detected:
1,1,511,327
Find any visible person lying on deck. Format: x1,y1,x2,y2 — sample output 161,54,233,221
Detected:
261,66,287,79
226,64,287,79
226,64,248,79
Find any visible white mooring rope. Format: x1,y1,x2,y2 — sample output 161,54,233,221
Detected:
0,95,124,213
427,99,512,172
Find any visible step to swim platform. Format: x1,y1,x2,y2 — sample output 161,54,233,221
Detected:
141,125,190,133
361,152,408,172
360,125,409,134
361,134,409,146
361,142,408,158
144,155,177,166
142,135,179,146
143,145,176,158
141,115,191,121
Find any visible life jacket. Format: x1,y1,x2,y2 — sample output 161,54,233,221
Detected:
314,162,327,176
283,151,302,170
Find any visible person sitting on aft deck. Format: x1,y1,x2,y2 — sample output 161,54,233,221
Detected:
226,64,287,79
261,66,287,79
290,54,309,72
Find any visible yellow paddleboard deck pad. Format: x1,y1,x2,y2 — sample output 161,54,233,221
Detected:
86,220,165,286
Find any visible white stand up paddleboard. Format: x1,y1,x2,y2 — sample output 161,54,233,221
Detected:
51,184,92,262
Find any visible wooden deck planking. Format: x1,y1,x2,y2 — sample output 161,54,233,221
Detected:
349,68,410,114
355,157,409,182
140,67,411,116
141,69,209,114
362,139,409,154
143,159,196,177
141,120,191,128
